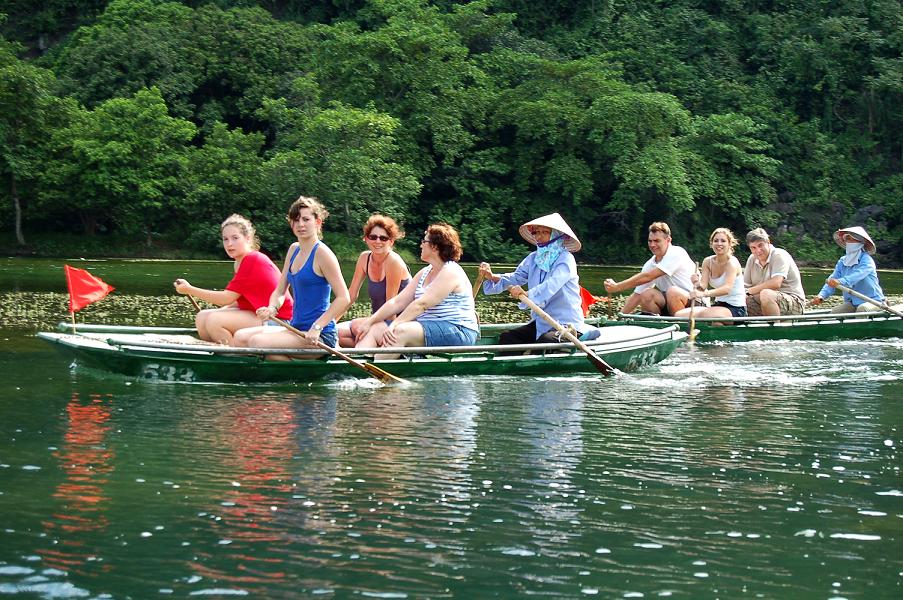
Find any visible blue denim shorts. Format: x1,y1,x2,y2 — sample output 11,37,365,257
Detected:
713,301,748,318
317,329,338,348
419,320,479,347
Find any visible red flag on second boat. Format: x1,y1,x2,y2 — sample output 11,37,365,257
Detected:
580,286,599,317
64,265,114,313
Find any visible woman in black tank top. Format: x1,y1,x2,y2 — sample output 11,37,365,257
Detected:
337,215,412,347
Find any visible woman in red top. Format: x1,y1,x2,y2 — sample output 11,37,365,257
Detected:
174,214,292,345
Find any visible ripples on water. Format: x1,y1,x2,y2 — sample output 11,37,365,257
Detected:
1,338,901,598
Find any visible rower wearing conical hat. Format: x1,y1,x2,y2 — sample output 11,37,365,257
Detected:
478,212,599,346
810,226,885,313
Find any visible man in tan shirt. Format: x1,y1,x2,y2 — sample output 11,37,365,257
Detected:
743,228,806,316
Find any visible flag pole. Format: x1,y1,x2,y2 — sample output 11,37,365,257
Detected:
70,310,76,334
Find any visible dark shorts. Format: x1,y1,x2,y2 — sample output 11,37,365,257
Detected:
661,297,706,317
419,320,479,347
713,301,747,318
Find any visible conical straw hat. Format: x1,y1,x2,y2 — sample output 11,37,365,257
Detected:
518,213,581,252
833,226,876,254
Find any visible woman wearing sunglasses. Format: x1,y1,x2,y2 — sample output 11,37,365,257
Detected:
355,222,479,357
478,212,598,346
337,215,412,347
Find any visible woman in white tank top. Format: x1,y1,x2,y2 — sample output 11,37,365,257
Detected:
675,228,748,320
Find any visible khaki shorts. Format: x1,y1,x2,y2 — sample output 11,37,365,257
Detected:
747,292,804,316
831,301,881,314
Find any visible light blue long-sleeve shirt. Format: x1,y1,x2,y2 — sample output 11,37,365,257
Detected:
817,253,884,306
482,251,586,339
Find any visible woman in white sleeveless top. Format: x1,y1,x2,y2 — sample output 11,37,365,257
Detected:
675,228,747,320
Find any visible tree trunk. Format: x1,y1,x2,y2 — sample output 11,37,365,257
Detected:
344,199,353,235
79,212,97,235
11,177,26,246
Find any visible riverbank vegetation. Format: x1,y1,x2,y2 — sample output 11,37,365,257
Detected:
2,1,901,265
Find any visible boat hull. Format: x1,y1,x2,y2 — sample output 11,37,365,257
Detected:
38,325,685,383
612,311,903,343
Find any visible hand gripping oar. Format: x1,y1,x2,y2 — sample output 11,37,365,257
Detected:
512,290,615,376
272,317,408,385
834,284,903,318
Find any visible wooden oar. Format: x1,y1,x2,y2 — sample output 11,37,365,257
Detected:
187,294,201,312
272,317,408,385
512,290,615,376
688,299,698,343
472,272,485,299
835,284,903,318
687,261,700,343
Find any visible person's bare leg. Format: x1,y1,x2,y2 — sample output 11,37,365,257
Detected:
203,310,262,345
246,329,314,361
635,289,666,314
373,322,425,361
757,289,781,316
356,322,390,349
666,287,690,316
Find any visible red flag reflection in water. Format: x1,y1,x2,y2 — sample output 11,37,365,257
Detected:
41,394,114,575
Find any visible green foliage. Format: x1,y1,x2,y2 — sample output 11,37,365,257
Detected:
40,87,196,243
179,122,267,251
311,0,485,170
2,0,902,266
0,39,75,245
256,99,421,242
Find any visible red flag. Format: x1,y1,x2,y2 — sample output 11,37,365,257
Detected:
64,265,114,313
580,286,599,317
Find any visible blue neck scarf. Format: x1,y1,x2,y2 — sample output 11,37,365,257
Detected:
843,242,864,267
535,231,566,272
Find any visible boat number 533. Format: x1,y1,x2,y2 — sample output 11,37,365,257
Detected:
140,363,196,382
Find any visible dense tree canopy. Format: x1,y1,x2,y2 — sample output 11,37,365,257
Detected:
1,0,901,264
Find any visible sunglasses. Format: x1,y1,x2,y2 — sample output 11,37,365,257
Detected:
366,234,391,242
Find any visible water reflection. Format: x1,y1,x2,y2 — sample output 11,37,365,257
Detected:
291,379,482,596
2,338,902,599
40,393,114,577
188,394,300,589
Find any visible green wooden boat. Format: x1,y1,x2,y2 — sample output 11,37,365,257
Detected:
37,322,686,383
612,309,903,343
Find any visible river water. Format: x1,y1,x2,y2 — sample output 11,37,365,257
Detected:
1,258,901,598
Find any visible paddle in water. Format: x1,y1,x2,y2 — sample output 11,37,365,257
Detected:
272,317,408,385
511,290,616,376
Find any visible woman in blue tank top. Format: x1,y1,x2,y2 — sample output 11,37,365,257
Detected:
234,196,350,355
337,214,412,347
356,222,479,359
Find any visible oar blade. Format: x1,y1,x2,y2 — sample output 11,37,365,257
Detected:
585,350,615,376
363,361,409,385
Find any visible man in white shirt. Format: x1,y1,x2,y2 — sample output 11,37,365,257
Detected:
743,228,805,316
604,222,696,315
